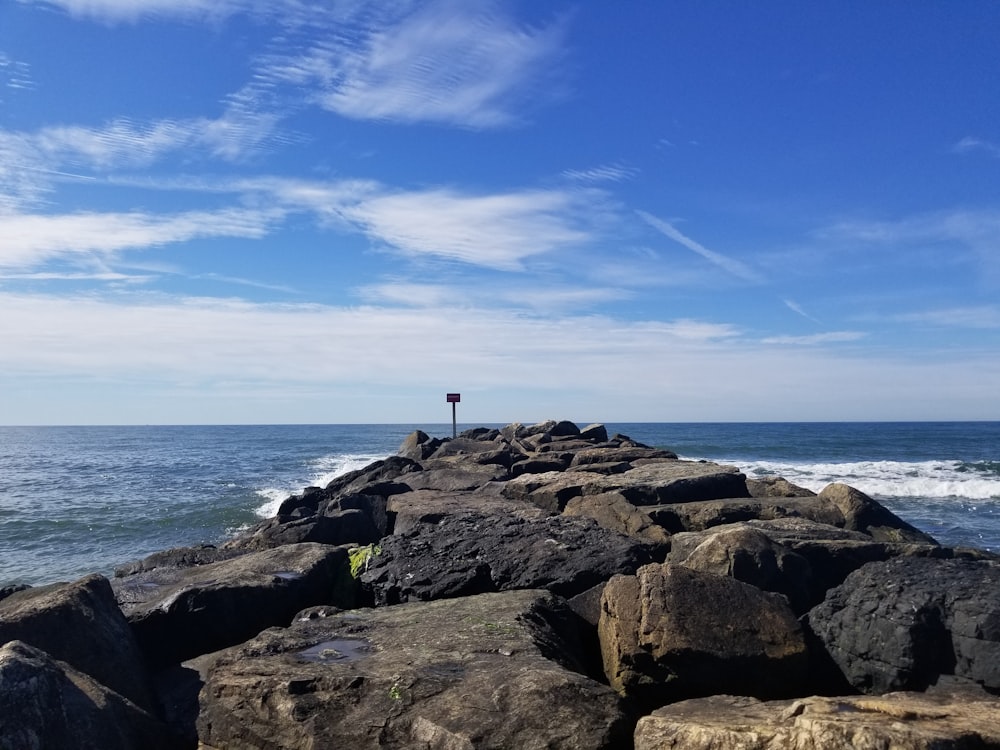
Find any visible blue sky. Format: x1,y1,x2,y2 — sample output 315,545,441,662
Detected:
1,1,998,425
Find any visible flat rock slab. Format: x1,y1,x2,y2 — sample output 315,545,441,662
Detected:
113,542,350,666
361,512,663,604
197,590,632,750
648,496,845,534
0,573,154,711
387,489,550,535
634,690,1000,750
503,461,749,511
808,556,1000,693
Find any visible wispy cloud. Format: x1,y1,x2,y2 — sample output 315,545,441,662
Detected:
16,0,309,24
257,1,567,128
0,53,34,91
636,210,764,283
761,331,866,345
953,136,1000,159
783,298,820,323
0,208,280,269
253,178,599,271
562,163,637,184
893,305,1000,329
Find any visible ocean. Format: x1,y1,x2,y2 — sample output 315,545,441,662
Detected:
1,422,998,587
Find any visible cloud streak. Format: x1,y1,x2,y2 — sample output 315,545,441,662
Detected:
637,210,764,283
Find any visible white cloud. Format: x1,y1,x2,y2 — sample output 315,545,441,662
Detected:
1,291,995,423
0,208,279,269
637,210,764,283
953,136,1000,159
17,0,300,24
343,188,591,270
260,1,566,128
254,179,598,271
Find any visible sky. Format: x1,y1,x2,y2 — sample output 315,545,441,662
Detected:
1,1,999,425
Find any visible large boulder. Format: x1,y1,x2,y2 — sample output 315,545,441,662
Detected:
0,573,154,711
807,557,1000,694
360,512,663,605
0,640,177,750
634,689,1000,750
196,590,633,749
818,483,938,544
669,518,927,612
599,563,809,708
114,542,350,667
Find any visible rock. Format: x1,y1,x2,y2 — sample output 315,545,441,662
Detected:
196,590,633,749
563,491,671,544
0,640,178,750
569,446,678,466
671,525,816,615
648,496,845,534
509,454,573,477
226,507,381,551
502,460,749,511
275,456,421,517
401,457,509,491
397,429,443,460
599,563,809,708
0,573,154,711
634,689,1000,750
819,483,938,544
113,544,244,577
387,489,550,536
114,542,351,667
807,556,1000,694
0,584,30,603
668,518,916,611
579,423,609,442
360,512,663,605
747,476,816,497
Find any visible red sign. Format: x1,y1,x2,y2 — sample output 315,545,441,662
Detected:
446,393,461,403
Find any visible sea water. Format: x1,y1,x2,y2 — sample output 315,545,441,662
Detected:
1,422,998,587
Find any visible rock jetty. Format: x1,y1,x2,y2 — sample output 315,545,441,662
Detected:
2,419,1000,749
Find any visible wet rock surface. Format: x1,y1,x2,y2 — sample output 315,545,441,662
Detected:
4,418,1000,749
197,590,632,750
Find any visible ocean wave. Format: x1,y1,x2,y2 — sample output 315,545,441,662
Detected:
253,453,387,518
725,458,1000,502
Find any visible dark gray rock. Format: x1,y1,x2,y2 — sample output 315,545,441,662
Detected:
0,641,178,750
807,556,1000,694
387,489,550,536
275,456,421,517
114,542,351,667
360,512,663,605
0,573,155,711
114,544,244,577
196,590,632,750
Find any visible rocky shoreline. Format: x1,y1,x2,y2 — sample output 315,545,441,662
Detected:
2,420,1000,748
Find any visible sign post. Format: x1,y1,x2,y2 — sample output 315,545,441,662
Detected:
446,393,461,438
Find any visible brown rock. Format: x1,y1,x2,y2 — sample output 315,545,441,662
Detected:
819,483,938,544
634,689,1000,750
564,491,671,544
599,563,808,707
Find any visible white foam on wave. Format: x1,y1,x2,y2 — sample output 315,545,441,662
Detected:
732,458,1000,501
253,453,388,518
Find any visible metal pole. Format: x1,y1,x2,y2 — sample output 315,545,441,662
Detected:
452,401,457,439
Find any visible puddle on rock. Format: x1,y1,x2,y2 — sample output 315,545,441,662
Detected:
298,639,372,664
271,571,303,581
